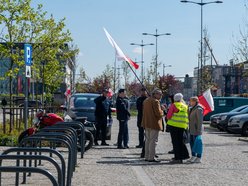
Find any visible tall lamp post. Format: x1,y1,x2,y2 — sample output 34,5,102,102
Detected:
163,64,172,77
143,29,171,83
130,40,154,83
181,0,223,94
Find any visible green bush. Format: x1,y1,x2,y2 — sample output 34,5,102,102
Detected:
0,133,18,146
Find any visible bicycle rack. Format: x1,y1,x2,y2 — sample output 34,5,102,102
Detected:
0,167,58,186
0,155,62,186
1,147,66,186
55,121,86,158
20,137,74,186
32,132,77,168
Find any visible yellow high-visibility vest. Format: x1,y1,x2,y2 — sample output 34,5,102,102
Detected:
167,102,189,129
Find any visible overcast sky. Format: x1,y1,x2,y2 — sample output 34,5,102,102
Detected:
33,0,247,80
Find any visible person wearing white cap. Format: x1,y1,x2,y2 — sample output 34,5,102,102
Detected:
167,93,189,164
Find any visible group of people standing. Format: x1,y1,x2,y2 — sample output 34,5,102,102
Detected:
94,87,204,164
137,88,204,164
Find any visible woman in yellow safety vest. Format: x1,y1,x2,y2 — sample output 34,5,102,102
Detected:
167,93,189,164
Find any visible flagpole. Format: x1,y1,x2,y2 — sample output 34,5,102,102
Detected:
125,61,151,96
113,52,117,94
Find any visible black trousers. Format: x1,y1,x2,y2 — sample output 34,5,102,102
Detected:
117,120,129,147
137,124,144,146
95,118,107,143
170,126,189,160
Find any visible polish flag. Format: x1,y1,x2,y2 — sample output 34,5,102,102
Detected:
64,88,71,97
107,88,114,98
198,89,214,116
103,28,139,69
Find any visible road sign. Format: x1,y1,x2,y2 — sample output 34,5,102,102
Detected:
24,44,32,66
26,65,31,78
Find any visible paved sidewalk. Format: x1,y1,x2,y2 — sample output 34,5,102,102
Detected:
72,118,248,186
1,117,248,185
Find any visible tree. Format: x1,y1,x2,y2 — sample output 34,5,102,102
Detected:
90,65,114,93
0,0,78,105
122,61,131,89
158,74,183,96
75,67,91,93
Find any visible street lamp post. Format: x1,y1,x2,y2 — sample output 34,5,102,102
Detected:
130,40,154,83
181,0,223,94
143,29,171,84
163,64,172,77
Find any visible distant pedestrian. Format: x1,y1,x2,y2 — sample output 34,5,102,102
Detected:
136,88,148,148
187,96,204,163
116,89,130,149
167,93,189,164
142,88,165,162
94,88,112,146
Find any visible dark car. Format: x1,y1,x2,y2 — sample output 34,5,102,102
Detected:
210,105,248,128
66,93,112,140
67,93,100,122
18,100,42,108
216,105,248,131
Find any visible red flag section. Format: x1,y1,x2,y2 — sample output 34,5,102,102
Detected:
198,89,214,116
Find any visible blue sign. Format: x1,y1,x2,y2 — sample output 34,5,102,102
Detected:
24,44,32,66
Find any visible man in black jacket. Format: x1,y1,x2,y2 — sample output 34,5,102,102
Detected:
116,89,130,149
94,89,112,146
136,88,147,148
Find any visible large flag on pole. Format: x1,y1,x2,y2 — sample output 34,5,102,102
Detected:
103,28,139,69
198,89,214,116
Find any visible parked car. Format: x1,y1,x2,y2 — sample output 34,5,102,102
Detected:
227,114,248,136
65,93,112,140
216,105,248,131
66,93,100,122
18,100,42,108
210,105,248,128
204,97,248,121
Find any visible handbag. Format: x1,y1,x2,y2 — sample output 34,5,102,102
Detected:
192,135,203,154
183,130,190,144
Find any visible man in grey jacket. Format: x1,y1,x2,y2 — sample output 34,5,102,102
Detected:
188,96,204,163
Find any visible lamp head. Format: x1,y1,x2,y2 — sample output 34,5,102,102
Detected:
142,33,148,35
181,0,188,3
215,1,223,3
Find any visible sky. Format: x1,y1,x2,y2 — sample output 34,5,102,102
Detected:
33,0,247,80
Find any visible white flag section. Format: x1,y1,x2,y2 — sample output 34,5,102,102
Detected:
198,89,215,116
103,28,139,69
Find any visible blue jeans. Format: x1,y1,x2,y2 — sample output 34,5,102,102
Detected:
117,120,129,147
190,135,203,158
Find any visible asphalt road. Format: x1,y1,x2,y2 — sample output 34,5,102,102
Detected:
1,117,248,186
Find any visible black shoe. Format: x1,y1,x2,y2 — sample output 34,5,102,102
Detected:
94,141,99,146
169,159,183,164
148,159,160,163
155,155,159,158
124,146,129,149
117,146,125,149
168,150,174,154
101,142,109,146
136,145,143,148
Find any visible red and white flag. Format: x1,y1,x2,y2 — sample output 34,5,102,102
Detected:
103,28,139,69
64,88,71,97
198,89,214,116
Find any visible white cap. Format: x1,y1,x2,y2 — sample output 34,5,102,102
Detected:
174,93,183,102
